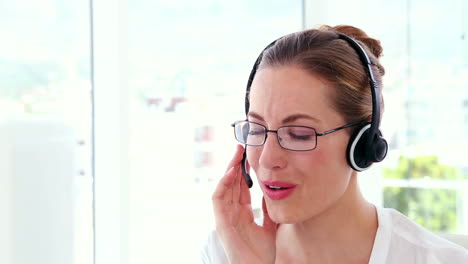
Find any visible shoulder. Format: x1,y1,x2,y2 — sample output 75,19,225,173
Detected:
199,229,229,264
372,207,468,263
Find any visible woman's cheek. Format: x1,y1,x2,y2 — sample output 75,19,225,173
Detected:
246,146,261,170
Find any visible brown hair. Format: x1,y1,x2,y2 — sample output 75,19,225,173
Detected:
253,25,385,125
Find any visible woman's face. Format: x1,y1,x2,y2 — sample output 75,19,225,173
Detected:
247,65,355,224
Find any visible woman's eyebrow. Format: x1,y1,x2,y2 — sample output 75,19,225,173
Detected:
282,114,321,124
247,111,264,121
248,111,321,124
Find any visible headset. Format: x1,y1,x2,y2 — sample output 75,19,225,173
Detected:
240,32,388,188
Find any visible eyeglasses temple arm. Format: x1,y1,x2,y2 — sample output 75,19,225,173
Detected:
316,121,362,136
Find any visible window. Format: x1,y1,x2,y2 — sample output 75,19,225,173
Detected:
381,0,468,235
0,1,93,263
3,1,466,263
125,1,303,262
304,0,468,235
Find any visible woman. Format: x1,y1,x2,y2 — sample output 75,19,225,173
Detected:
201,25,468,263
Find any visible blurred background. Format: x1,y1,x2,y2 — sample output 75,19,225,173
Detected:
0,0,467,263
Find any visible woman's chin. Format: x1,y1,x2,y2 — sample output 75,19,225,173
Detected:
269,209,301,224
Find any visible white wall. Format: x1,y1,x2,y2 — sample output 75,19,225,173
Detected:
0,116,76,264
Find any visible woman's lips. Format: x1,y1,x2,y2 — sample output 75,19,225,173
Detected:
261,180,297,200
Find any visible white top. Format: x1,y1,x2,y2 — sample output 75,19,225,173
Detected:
199,207,468,263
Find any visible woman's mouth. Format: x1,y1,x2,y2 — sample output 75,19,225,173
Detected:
261,180,297,200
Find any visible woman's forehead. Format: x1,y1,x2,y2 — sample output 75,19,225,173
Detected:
250,67,331,109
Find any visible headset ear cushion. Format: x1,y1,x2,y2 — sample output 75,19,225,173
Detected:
347,123,373,171
371,134,388,162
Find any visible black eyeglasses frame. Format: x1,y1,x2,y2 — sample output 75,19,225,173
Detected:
231,120,362,151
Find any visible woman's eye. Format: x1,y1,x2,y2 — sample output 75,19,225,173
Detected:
249,129,264,136
288,133,312,140
284,127,315,141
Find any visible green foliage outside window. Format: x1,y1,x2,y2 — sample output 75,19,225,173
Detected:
383,155,463,233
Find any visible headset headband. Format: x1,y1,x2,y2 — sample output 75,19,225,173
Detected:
336,33,381,146
245,39,278,115
244,32,382,157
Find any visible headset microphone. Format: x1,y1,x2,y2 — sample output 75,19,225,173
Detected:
241,151,253,188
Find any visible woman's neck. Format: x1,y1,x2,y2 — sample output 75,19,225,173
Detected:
275,175,378,263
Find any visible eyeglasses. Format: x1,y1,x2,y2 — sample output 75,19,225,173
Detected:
231,120,361,151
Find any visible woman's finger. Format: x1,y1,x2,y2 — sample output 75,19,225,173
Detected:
212,166,236,201
231,164,242,204
225,145,244,174
214,144,244,203
239,165,251,205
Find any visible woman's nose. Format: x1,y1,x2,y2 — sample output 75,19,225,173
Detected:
258,132,287,170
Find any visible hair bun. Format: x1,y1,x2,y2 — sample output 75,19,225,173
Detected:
322,25,383,59
320,24,385,75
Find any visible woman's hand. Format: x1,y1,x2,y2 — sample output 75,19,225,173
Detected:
212,145,278,264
